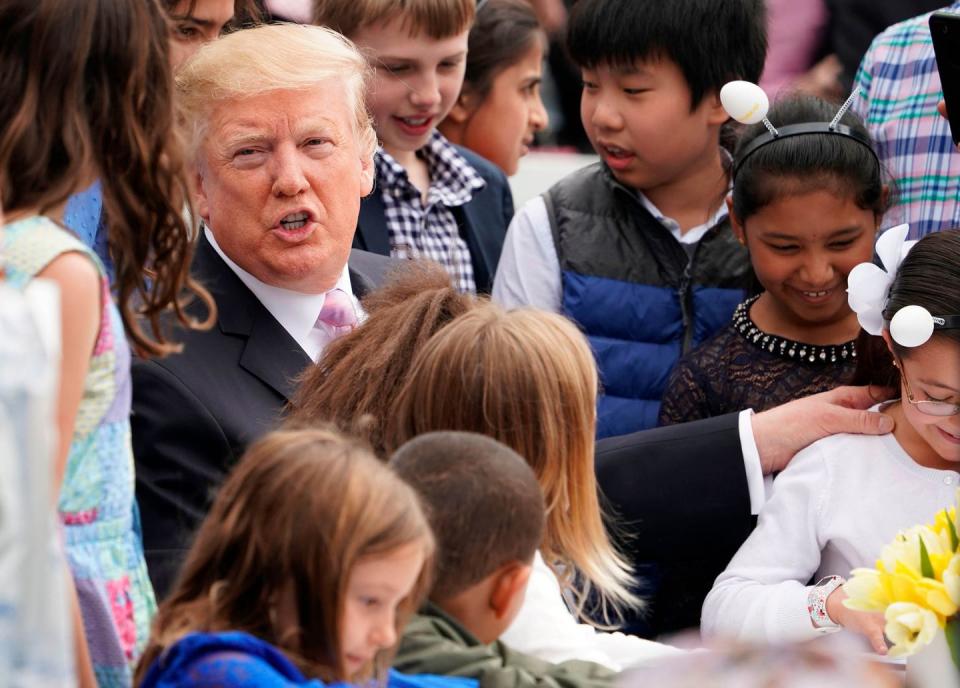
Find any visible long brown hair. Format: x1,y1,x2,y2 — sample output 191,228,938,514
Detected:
383,305,640,622
0,0,212,358
287,262,478,455
136,428,434,683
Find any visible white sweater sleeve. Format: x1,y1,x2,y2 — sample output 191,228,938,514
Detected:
500,553,683,671
701,444,837,643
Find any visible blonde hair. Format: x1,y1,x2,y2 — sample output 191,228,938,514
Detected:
176,23,376,162
384,305,640,621
313,0,475,39
136,428,434,683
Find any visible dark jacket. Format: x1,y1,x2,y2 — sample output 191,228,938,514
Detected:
131,234,395,599
354,145,513,293
396,604,616,688
594,412,756,637
545,163,752,437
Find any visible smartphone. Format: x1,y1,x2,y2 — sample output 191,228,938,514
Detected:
930,11,960,146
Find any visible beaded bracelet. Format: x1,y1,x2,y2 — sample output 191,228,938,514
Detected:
807,575,845,629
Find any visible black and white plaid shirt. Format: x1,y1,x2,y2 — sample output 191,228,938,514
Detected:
374,131,486,294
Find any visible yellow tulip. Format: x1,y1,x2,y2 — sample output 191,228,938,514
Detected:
884,602,939,658
945,554,960,607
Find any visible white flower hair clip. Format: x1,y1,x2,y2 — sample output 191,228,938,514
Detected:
847,225,960,347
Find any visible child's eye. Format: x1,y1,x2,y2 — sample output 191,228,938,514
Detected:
582,80,598,90
176,24,199,39
769,244,799,252
829,239,856,250
360,596,382,608
923,390,953,403
439,60,460,70
384,64,410,75
623,88,648,96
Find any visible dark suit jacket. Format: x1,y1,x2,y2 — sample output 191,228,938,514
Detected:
353,145,514,293
131,235,393,599
594,413,757,638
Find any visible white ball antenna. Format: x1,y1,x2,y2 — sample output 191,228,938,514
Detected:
890,305,936,348
720,81,770,125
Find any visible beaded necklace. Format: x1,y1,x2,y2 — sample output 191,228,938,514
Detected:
732,295,858,365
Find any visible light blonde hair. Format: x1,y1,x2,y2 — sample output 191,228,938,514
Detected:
313,0,475,39
176,23,377,162
384,305,640,621
136,428,434,683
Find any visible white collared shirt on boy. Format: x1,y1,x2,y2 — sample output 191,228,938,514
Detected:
205,226,363,363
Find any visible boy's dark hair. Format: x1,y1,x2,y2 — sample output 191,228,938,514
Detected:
391,431,546,601
853,229,960,387
732,94,890,224
566,0,766,109
463,0,544,101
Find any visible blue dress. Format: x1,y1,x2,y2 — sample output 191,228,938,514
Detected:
141,632,479,688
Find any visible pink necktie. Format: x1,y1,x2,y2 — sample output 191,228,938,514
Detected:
315,288,357,338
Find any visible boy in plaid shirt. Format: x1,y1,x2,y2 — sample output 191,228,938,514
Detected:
314,0,514,293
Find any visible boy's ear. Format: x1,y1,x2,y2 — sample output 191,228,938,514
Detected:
489,563,532,619
704,90,729,126
726,196,746,246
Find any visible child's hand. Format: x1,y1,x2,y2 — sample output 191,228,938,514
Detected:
826,587,888,654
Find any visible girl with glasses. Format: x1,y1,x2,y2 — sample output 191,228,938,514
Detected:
702,228,959,654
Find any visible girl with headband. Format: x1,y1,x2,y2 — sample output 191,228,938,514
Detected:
659,92,886,425
702,227,960,653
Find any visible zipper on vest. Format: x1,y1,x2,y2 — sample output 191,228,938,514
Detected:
678,255,696,354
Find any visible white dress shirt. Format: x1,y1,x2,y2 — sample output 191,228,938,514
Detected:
702,424,959,645
206,227,363,362
500,552,684,671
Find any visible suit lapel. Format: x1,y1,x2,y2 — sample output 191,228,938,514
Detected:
194,233,311,402
238,307,311,402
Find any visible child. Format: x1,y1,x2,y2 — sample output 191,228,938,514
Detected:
137,428,448,686
288,262,477,456
437,0,548,176
391,431,618,688
313,0,514,294
492,0,767,436
659,94,885,425
0,0,211,683
383,306,679,670
702,228,960,652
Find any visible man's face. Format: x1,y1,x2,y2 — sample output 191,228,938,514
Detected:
167,0,235,71
196,83,374,293
350,17,469,160
580,58,726,192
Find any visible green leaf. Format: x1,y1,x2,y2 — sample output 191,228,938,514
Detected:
946,617,960,671
948,511,959,552
920,537,935,579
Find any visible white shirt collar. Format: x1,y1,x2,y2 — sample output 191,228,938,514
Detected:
636,192,729,246
205,226,360,362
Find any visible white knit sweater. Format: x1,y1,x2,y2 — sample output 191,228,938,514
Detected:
702,430,958,644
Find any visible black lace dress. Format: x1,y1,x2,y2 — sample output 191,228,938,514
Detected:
658,295,859,426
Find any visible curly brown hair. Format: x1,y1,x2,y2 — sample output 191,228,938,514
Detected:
286,261,478,456
0,0,213,357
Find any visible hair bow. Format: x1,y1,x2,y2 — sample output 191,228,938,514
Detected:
847,224,916,336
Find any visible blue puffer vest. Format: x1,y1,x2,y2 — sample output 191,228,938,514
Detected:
544,163,752,438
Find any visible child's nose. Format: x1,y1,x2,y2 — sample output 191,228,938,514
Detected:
410,73,441,109
590,97,622,131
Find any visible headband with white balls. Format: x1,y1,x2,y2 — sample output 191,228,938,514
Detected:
720,81,880,179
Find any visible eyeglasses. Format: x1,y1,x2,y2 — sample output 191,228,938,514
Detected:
896,358,960,417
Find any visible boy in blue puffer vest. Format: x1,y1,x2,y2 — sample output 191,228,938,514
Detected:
493,0,765,437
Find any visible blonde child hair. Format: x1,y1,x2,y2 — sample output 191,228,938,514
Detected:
384,305,640,620
136,428,435,683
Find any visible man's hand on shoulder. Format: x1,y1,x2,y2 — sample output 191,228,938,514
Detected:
752,386,895,475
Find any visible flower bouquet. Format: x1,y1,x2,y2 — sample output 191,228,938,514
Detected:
843,492,959,683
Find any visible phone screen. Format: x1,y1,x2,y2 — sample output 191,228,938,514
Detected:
930,12,960,146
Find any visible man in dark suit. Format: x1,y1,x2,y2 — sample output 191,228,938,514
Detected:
353,145,514,294
593,385,895,638
131,24,390,599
